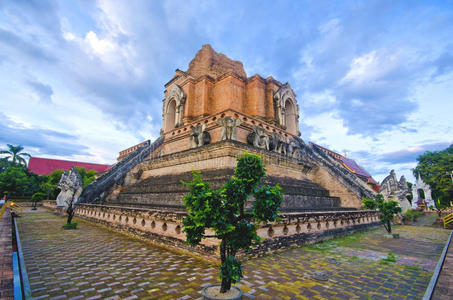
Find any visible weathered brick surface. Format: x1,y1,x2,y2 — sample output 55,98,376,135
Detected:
186,44,247,80
116,167,341,211
0,209,13,299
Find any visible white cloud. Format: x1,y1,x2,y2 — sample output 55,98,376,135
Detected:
84,30,116,55
1,0,453,184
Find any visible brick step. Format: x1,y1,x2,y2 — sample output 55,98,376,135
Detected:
114,191,340,211
127,169,331,197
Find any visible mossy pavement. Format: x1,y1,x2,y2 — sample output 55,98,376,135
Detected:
16,208,450,299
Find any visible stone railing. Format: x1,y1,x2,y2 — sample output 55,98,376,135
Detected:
43,200,57,210
46,203,379,258
77,136,164,204
300,139,376,200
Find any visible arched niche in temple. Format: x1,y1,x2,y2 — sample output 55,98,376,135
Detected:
165,100,176,131
274,83,300,136
163,84,186,132
285,99,297,135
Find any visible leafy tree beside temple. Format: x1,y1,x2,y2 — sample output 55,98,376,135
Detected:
363,194,401,234
182,152,283,293
413,144,453,208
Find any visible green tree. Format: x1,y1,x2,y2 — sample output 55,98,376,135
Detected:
43,169,64,199
406,182,413,203
413,145,453,208
0,144,31,166
31,191,46,209
182,153,283,293
41,182,57,200
0,157,46,197
26,172,47,196
0,157,12,173
0,166,30,196
48,169,64,185
75,167,97,188
363,194,401,234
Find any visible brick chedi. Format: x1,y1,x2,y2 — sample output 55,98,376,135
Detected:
74,44,379,258
80,44,376,211
160,44,300,158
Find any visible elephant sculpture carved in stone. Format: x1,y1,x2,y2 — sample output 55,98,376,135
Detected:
216,116,242,141
247,125,270,150
190,124,211,148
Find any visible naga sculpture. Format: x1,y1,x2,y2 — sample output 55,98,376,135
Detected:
56,166,83,209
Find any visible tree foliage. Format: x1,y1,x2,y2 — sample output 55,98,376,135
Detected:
0,144,31,166
31,191,46,209
363,194,401,234
75,167,97,188
413,144,453,208
182,153,283,293
0,143,97,199
0,166,30,196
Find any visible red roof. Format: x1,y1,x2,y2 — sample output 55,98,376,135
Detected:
28,157,111,176
311,143,379,187
340,157,379,185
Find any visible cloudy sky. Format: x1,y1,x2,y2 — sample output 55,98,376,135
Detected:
1,0,452,183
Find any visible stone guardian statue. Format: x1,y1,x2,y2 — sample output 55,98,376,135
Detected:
56,166,83,209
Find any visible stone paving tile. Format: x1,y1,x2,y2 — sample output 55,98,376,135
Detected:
432,232,453,300
17,208,450,299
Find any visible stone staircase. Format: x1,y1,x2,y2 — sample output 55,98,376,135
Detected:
77,136,164,204
111,168,342,211
295,137,375,200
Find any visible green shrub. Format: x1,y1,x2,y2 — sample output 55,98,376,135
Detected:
62,222,78,229
362,194,402,234
31,191,46,203
380,252,397,264
404,209,422,221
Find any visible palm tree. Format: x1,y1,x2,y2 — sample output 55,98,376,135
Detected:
0,144,31,167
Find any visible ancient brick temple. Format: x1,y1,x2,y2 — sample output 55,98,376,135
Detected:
80,44,376,210
71,45,379,256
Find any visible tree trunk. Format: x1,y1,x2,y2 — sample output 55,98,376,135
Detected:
67,207,74,224
67,197,74,224
219,239,231,293
386,220,392,234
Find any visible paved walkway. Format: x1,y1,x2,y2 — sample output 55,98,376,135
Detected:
16,208,450,299
0,209,13,299
432,231,453,299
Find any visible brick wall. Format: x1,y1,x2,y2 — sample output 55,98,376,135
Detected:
43,202,379,260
